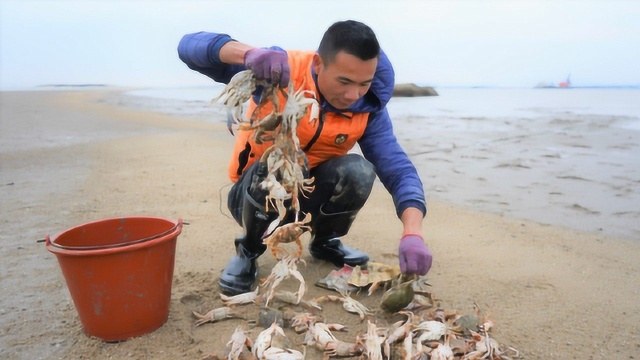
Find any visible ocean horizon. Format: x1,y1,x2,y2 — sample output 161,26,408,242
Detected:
111,86,640,241
116,86,640,122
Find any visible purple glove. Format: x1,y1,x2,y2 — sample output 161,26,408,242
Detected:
243,48,290,87
398,234,433,275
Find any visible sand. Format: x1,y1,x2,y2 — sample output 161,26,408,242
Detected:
1,89,639,359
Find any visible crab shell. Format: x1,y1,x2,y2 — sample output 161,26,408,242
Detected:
380,280,415,313
347,262,401,295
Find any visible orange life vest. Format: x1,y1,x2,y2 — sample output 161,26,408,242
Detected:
228,50,371,182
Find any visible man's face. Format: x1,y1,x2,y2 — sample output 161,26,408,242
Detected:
313,51,378,111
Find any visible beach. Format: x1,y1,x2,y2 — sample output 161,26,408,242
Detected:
1,89,639,359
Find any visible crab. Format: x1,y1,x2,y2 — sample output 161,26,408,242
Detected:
399,331,416,360
243,82,316,223
278,84,319,146
289,311,323,333
303,322,359,359
462,331,514,360
245,80,318,146
250,112,281,144
380,277,415,313
261,255,307,307
262,347,305,360
259,135,315,217
192,306,239,327
303,322,336,350
253,322,287,359
324,340,362,359
429,336,454,360
220,287,259,306
346,262,401,296
314,291,372,321
244,85,283,144
226,326,253,360
261,290,322,311
357,320,387,360
260,172,291,222
413,320,447,353
212,70,259,125
408,293,437,311
383,311,416,357
262,212,312,259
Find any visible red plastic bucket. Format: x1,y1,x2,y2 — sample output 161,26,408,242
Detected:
46,217,182,342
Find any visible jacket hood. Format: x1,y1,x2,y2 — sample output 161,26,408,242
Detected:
365,49,395,111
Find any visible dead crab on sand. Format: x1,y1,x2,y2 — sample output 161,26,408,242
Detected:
314,291,372,321
261,255,307,307
192,306,239,327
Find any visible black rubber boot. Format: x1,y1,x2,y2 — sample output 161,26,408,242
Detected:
309,207,369,268
219,193,276,295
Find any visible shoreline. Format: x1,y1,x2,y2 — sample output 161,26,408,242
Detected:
114,87,640,241
1,89,639,359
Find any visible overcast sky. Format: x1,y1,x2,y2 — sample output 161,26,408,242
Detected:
1,0,639,90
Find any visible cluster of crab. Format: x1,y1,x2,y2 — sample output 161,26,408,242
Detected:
194,277,518,360
215,69,318,228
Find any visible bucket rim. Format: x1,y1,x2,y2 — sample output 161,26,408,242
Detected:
45,216,182,255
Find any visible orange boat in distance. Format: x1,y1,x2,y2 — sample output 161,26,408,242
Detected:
558,74,571,88
535,74,572,88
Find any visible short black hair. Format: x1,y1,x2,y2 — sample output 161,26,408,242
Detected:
317,20,380,64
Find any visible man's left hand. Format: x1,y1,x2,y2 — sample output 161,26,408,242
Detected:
398,234,432,275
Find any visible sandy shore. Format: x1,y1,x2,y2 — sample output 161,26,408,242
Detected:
1,89,639,359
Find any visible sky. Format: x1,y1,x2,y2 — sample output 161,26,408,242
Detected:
1,0,639,90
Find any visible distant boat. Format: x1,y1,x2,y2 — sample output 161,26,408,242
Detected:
534,74,571,89
558,74,571,88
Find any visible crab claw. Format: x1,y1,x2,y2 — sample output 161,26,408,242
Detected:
266,218,281,236
226,114,235,135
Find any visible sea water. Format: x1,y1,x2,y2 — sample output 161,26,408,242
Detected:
127,86,640,120
125,87,640,240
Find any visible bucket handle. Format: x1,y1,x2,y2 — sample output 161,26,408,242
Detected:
48,220,182,251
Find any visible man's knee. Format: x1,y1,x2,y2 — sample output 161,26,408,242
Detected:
335,154,376,189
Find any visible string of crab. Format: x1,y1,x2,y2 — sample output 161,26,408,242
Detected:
193,70,519,359
216,69,321,305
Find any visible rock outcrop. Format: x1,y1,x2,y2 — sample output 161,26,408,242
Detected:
392,83,438,97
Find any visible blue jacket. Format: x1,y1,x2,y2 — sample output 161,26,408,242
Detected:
178,32,426,218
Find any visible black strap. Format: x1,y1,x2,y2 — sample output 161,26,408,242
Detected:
236,142,252,176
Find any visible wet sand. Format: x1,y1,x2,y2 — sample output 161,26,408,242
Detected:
1,89,639,359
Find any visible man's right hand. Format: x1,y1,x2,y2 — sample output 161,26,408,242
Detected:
243,48,290,88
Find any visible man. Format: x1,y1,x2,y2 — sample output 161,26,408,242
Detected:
178,20,432,295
